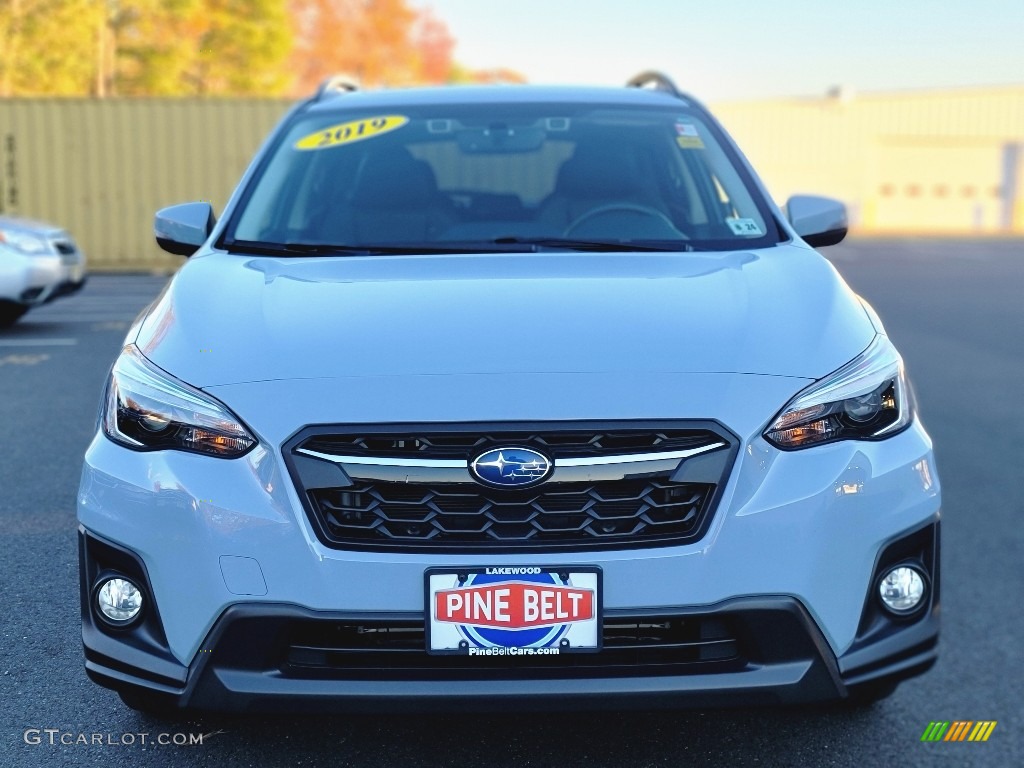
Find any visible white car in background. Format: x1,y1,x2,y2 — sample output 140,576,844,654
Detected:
0,215,87,326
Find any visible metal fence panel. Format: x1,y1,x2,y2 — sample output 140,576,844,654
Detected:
0,98,291,271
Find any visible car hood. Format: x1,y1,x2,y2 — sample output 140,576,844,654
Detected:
135,245,875,387
0,215,66,237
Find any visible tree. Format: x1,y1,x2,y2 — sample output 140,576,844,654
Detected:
449,65,527,85
115,0,293,96
411,6,454,84
0,0,105,96
0,0,515,97
287,0,456,94
0,0,293,96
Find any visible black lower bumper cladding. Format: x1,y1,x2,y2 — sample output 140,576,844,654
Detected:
180,598,849,713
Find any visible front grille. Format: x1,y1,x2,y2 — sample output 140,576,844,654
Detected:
287,423,736,552
282,615,744,680
310,479,712,548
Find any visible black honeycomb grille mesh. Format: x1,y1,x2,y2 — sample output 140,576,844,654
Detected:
309,479,712,550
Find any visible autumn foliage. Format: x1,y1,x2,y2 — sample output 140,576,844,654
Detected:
0,0,519,97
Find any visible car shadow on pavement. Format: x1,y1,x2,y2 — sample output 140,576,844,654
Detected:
125,702,893,767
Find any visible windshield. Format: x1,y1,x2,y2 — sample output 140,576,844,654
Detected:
224,101,781,253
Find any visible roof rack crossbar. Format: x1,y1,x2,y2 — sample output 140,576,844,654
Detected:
626,71,684,99
316,74,360,100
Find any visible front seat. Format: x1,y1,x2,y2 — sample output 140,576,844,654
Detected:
538,146,663,232
348,150,453,244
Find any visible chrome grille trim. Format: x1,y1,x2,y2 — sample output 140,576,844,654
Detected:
296,441,725,470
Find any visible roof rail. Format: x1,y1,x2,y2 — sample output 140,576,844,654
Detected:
626,71,684,99
315,74,361,100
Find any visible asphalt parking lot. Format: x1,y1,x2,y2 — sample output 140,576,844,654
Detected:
1,237,1022,767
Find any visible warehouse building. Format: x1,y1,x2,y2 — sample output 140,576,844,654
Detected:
715,85,1024,234
1,84,1022,270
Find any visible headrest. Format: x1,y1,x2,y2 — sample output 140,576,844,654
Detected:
554,147,642,198
352,150,440,208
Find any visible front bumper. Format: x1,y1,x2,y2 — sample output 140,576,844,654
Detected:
0,252,63,306
80,517,939,712
46,275,87,302
0,245,85,305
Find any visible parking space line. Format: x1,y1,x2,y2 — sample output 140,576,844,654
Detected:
0,353,50,366
0,338,78,346
27,316,135,322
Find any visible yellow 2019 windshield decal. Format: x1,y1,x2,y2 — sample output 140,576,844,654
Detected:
294,115,409,150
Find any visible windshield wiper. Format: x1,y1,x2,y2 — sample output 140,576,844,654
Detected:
220,237,694,256
491,237,692,252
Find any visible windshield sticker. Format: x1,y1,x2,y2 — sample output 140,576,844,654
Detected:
726,218,764,236
294,115,409,151
674,121,704,149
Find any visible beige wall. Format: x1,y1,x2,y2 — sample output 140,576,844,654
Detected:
0,98,292,271
713,86,1024,234
1,87,1022,271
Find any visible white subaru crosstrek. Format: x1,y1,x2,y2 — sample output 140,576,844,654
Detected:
79,72,940,714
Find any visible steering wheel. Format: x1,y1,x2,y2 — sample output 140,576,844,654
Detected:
563,203,681,238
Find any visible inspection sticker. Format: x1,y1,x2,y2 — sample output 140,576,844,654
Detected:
294,115,409,150
726,217,763,236
674,121,704,149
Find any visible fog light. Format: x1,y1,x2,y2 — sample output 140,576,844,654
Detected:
96,578,144,625
878,566,926,614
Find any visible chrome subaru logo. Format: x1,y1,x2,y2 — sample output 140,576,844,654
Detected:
470,447,553,488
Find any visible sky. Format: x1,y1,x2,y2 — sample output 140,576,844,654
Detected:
420,0,1024,101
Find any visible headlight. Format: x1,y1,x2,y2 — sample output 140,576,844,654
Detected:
103,345,256,457
0,228,49,255
764,335,913,449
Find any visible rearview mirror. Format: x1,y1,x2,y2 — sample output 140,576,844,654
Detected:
785,195,847,248
457,125,546,154
154,202,216,256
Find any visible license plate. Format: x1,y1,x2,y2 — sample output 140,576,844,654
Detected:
426,566,601,656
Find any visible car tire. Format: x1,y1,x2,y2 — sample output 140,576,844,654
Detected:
0,302,29,327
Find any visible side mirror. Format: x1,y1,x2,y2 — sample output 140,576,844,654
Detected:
154,202,216,256
785,195,847,248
